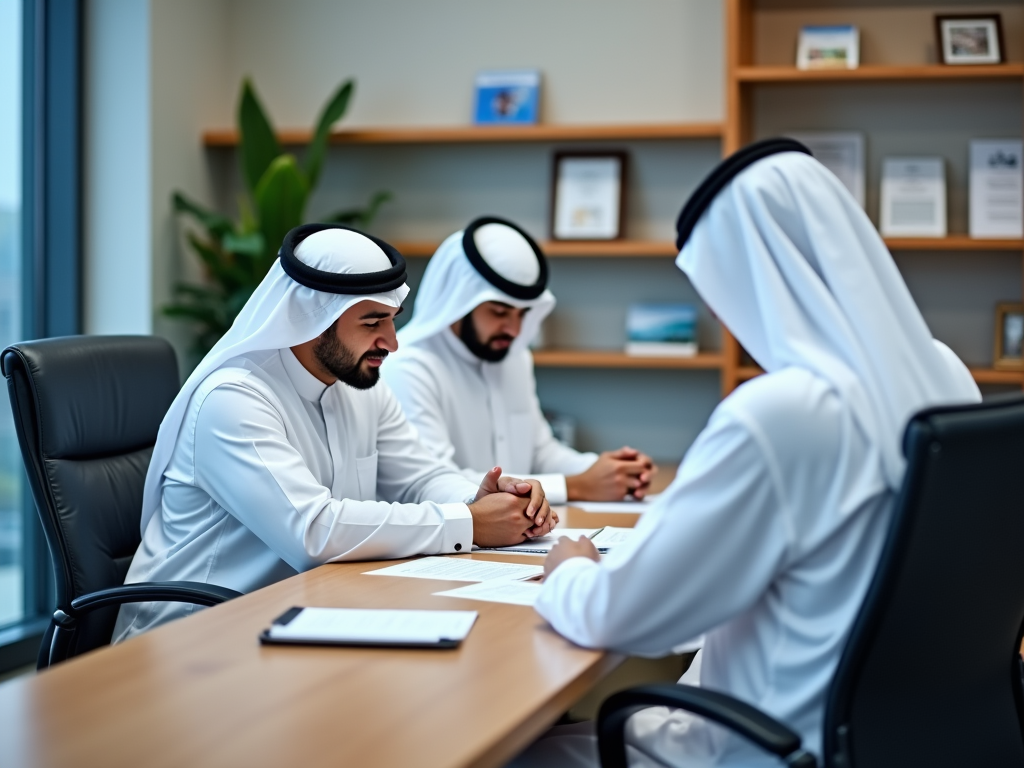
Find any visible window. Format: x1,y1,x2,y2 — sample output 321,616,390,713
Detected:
0,0,24,631
0,0,81,671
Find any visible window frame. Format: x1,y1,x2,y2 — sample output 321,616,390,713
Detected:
0,0,82,674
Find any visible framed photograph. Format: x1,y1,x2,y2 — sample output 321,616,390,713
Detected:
994,302,1024,371
936,14,1004,65
796,25,859,70
473,70,541,125
550,151,627,241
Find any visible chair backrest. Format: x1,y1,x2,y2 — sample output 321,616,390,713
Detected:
824,395,1024,768
2,335,179,654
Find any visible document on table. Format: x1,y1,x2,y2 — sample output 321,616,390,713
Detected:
261,607,478,648
591,527,635,548
434,580,543,607
364,556,543,582
572,494,658,513
474,528,598,554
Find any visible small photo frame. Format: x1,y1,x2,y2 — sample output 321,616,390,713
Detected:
796,25,860,70
936,14,1004,65
474,70,541,125
550,151,627,241
994,302,1024,370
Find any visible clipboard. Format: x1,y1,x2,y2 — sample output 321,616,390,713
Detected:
258,606,477,649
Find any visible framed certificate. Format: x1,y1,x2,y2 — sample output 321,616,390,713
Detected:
550,151,627,241
994,303,1024,371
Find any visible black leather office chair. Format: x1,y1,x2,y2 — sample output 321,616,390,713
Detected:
598,395,1024,768
2,335,241,669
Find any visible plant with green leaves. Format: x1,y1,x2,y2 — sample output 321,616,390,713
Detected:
166,78,391,356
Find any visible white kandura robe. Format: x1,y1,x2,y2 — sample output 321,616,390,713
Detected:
516,368,893,768
384,327,597,504
513,149,981,768
113,348,476,642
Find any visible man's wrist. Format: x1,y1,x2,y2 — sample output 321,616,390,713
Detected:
565,473,581,501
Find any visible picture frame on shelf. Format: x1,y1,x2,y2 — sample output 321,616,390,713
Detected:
935,14,1004,65
796,25,859,70
550,151,627,241
473,70,541,125
994,302,1024,371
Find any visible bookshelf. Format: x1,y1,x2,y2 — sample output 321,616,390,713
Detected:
532,350,726,370
202,122,724,147
723,0,1024,393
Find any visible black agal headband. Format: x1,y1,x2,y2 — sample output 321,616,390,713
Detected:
675,137,812,251
462,216,548,301
279,223,407,294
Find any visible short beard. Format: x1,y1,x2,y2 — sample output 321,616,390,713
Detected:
313,321,386,390
458,312,514,363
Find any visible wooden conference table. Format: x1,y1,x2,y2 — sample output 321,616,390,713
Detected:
0,495,665,768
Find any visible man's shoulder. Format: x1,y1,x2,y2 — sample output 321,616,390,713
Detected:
385,338,453,392
718,367,847,461
189,353,284,416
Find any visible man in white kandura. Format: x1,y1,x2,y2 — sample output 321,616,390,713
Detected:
114,225,553,643
510,140,980,767
383,216,655,505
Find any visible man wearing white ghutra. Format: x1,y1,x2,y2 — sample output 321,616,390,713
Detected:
113,225,553,643
384,216,657,505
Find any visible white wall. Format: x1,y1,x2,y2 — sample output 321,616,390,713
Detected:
150,0,231,361
223,0,723,127
85,0,230,361
84,0,152,335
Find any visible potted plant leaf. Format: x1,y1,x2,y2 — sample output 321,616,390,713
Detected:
166,78,390,358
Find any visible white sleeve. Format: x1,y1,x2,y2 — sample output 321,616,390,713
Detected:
193,384,474,572
524,358,598,479
534,411,789,656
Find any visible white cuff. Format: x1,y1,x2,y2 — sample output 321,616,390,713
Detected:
526,473,567,505
440,503,473,554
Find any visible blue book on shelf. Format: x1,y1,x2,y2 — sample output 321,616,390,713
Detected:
626,303,698,357
474,70,540,125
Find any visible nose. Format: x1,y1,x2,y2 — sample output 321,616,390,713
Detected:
378,323,399,353
504,314,523,338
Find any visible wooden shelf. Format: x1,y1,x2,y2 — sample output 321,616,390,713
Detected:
736,366,1023,387
398,237,1022,258
884,237,1024,252
203,122,724,147
736,366,763,381
970,368,1024,385
532,350,725,370
395,240,679,258
735,63,1024,83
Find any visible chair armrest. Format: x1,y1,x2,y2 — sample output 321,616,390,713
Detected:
597,683,817,768
62,581,242,622
43,582,242,669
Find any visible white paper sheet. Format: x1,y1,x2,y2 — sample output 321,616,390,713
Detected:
474,528,597,555
434,581,542,607
970,140,1023,238
880,157,947,237
572,499,653,513
591,527,636,548
364,556,542,582
268,607,478,643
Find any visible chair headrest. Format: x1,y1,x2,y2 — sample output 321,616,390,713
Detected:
2,335,180,459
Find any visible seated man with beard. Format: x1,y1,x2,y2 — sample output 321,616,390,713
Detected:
113,225,553,642
384,216,656,505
